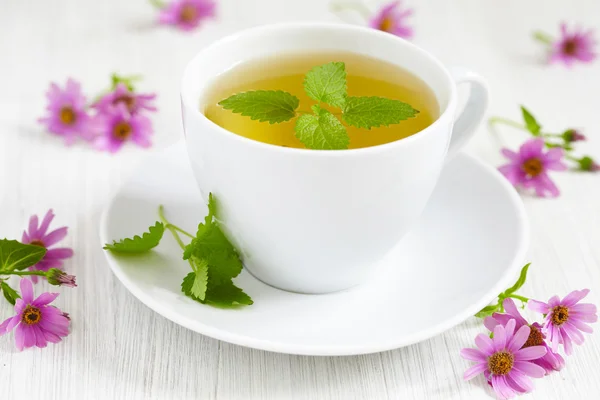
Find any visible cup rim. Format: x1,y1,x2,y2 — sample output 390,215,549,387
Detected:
181,22,457,156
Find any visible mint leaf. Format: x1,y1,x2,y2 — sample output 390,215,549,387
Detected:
303,62,347,108
103,222,165,253
219,90,299,124
0,239,47,272
295,107,349,150
520,106,541,136
343,96,419,129
205,280,254,306
504,263,531,295
0,281,20,305
181,258,209,302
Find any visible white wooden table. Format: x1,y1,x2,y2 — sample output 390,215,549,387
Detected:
1,0,599,398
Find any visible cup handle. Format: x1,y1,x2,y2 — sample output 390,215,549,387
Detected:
446,66,490,160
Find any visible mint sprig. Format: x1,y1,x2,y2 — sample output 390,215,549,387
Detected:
218,61,419,150
102,194,252,308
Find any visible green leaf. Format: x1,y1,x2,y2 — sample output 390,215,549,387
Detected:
103,222,165,253
303,62,347,108
180,258,209,301
295,107,349,150
219,90,300,124
205,280,254,307
504,263,531,295
342,96,419,129
1,281,20,305
520,106,541,136
0,239,47,272
475,304,500,318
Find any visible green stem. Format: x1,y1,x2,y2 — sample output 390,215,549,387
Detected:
158,205,188,251
3,270,47,277
533,31,554,46
329,1,371,18
506,293,530,303
488,117,526,131
149,0,166,10
565,154,579,162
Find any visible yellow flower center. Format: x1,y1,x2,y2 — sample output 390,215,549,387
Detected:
379,17,394,32
523,325,544,348
180,4,197,23
60,107,76,125
488,351,514,375
551,305,569,326
22,306,42,325
522,158,543,177
113,121,132,141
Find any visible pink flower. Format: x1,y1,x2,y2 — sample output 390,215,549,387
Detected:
0,279,70,351
529,289,597,355
38,78,94,144
158,0,216,31
22,210,74,284
498,138,567,197
484,298,565,375
461,319,547,399
369,1,413,38
93,104,153,153
47,268,77,288
94,83,157,115
550,23,597,67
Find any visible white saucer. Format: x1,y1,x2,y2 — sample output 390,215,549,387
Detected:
100,142,528,356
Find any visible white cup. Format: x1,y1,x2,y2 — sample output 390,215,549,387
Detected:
181,23,489,294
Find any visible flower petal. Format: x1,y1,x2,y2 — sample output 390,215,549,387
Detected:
562,330,573,355
493,324,507,351
509,370,534,392
520,139,544,160
514,345,547,361
32,292,60,307
484,316,499,331
460,348,487,362
548,295,561,307
505,373,528,394
513,361,546,378
42,227,68,247
562,322,585,345
463,362,487,381
498,164,523,186
508,324,530,352
501,148,520,162
5,314,21,332
562,289,590,306
37,209,55,237
528,300,549,314
28,215,39,238
0,316,15,335
14,324,26,351
492,375,516,399
44,248,74,260
475,333,494,354
568,318,594,333
502,298,527,325
19,324,36,350
19,278,34,303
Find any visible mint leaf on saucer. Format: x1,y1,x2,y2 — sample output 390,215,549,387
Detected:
103,222,165,253
0,239,47,272
181,258,209,301
520,106,541,136
343,96,419,129
205,280,254,307
219,90,300,124
295,106,349,150
303,62,347,108
0,281,21,305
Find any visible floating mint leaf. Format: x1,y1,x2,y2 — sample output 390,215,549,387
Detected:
219,90,300,124
1,281,20,305
520,106,541,136
0,239,47,272
343,96,419,129
295,107,349,150
103,222,165,253
303,62,347,108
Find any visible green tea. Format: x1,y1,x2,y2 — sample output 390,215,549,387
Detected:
203,52,439,149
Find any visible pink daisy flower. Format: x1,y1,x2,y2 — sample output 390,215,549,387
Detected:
550,23,597,67
22,209,74,284
38,78,94,144
93,104,153,153
498,138,567,197
369,1,414,39
461,319,547,399
484,298,564,375
0,279,70,351
529,289,597,355
158,0,216,32
94,83,157,115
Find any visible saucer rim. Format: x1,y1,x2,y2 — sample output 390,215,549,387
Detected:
99,142,529,356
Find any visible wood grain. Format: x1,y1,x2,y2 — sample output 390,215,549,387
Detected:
1,0,599,399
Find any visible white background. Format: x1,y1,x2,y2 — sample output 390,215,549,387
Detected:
1,0,599,399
